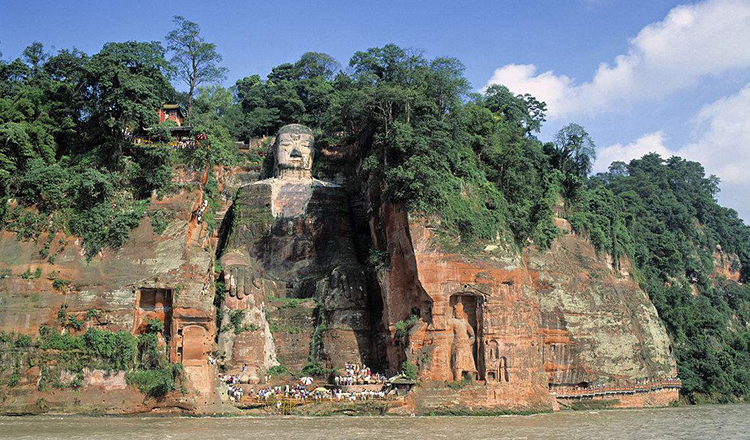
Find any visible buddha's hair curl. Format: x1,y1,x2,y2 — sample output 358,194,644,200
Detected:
276,124,314,137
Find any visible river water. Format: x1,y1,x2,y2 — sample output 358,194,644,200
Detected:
0,404,748,440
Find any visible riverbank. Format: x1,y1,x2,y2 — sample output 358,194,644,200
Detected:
1,404,748,440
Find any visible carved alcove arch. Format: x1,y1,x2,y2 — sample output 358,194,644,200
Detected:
170,309,214,366
485,339,500,382
133,287,173,338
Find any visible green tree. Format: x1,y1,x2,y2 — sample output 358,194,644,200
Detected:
165,16,227,122
550,123,597,178
547,123,597,201
295,52,340,80
483,84,547,134
85,41,173,164
22,42,48,74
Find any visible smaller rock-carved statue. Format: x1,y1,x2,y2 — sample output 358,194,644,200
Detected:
449,303,477,381
501,356,509,383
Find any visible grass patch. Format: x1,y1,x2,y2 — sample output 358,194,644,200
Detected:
20,268,42,280
269,296,308,309
223,310,259,335
267,365,290,377
148,209,173,235
446,375,472,390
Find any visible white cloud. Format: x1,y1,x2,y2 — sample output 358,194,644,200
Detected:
679,84,750,185
596,84,750,220
484,0,750,119
483,64,574,119
594,131,672,172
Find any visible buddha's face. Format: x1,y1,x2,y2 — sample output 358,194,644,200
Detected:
274,131,314,174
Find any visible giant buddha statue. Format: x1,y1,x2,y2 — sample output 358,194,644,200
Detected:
217,124,374,381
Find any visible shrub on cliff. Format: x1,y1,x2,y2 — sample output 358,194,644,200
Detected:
267,364,290,377
0,41,180,258
394,315,419,340
31,324,181,396
301,361,329,377
402,360,417,381
126,364,183,397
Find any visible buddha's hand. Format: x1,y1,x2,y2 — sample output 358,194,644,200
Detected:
222,252,258,301
330,266,366,302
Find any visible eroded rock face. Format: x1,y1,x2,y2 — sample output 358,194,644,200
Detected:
713,245,741,282
528,234,677,387
375,205,550,411
373,202,678,411
0,180,226,413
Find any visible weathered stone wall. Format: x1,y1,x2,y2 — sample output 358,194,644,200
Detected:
0,174,227,413
371,201,678,410
528,233,677,387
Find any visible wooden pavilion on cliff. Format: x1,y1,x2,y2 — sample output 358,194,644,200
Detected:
158,104,185,126
129,104,199,147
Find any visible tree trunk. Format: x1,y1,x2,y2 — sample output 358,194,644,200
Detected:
187,82,195,124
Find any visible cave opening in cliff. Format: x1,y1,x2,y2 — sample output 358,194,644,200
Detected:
135,288,173,338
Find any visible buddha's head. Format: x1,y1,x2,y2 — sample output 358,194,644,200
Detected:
273,124,314,179
453,303,465,319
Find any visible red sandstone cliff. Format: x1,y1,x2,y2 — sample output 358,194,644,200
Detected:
372,203,678,412
0,161,679,414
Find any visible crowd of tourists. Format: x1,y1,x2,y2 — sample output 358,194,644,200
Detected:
252,383,329,402
334,362,387,386
219,374,245,402
216,361,394,405
250,384,389,403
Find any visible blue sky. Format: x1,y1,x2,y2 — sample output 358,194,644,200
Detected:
1,0,749,220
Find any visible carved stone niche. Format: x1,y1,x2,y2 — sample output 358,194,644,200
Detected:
170,308,215,366
484,339,510,383
132,288,173,337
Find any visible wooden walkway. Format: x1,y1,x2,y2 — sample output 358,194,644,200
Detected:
550,379,682,399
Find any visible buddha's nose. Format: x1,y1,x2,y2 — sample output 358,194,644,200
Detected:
290,148,303,158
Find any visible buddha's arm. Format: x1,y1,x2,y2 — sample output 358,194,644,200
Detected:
220,185,273,300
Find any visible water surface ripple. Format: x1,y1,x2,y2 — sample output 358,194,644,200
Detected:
1,404,748,440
